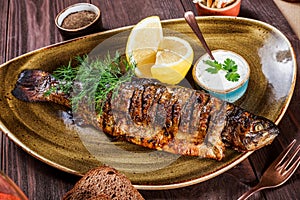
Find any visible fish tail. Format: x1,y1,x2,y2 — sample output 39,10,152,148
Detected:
12,70,52,102
12,69,71,107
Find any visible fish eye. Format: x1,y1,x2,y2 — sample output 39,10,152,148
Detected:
254,123,264,131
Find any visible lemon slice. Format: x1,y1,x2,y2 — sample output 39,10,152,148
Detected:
125,17,194,84
151,36,194,84
125,16,163,77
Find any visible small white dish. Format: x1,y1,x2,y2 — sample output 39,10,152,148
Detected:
193,49,250,102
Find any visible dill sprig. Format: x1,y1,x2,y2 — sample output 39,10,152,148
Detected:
43,60,78,97
53,60,79,93
45,52,136,114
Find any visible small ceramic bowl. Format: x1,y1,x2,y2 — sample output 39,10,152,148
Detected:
55,3,102,40
193,0,241,16
193,49,250,103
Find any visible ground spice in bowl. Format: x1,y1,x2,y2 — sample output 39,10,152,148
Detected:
55,3,102,39
61,11,97,29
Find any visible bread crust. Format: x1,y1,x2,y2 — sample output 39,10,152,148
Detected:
62,166,144,200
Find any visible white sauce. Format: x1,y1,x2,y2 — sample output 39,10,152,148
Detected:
194,50,249,92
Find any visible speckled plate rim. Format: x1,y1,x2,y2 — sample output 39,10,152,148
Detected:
0,16,297,190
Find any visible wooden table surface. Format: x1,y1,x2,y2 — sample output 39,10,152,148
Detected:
0,0,299,199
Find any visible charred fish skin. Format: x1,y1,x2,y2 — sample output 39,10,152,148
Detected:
12,70,71,107
108,79,227,160
12,69,279,161
221,106,279,152
109,79,278,159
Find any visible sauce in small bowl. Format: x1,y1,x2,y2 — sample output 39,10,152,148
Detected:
193,49,250,102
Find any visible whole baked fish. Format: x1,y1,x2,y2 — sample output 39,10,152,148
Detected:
12,69,279,161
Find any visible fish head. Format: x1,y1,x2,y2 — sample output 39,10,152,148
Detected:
241,115,279,151
222,108,280,152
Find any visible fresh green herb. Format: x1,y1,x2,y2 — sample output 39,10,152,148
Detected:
72,52,136,114
204,60,222,74
44,59,79,97
44,86,58,97
44,52,136,114
204,58,240,82
53,60,79,93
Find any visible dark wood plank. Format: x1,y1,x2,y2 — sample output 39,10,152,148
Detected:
286,39,300,127
91,0,186,29
140,159,261,199
0,0,9,179
0,1,9,64
181,0,199,13
1,135,77,199
5,0,90,60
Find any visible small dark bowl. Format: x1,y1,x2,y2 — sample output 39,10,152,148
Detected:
55,3,102,40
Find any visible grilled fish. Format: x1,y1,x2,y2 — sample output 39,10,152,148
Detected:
12,69,279,161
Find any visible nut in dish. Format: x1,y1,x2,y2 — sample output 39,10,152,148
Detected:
193,0,241,16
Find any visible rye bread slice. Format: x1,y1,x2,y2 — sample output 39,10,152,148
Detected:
62,166,144,200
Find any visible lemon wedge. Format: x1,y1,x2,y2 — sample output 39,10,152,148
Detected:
125,16,163,78
126,16,194,84
151,36,194,84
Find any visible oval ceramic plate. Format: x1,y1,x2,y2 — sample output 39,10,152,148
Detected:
0,17,296,189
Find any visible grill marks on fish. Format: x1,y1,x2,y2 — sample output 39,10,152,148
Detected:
12,71,229,159
191,93,210,145
101,79,227,160
12,70,279,161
